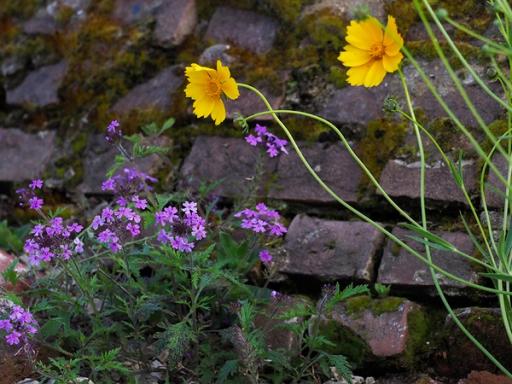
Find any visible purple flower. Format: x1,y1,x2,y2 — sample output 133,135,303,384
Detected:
100,168,156,205
259,250,273,264
24,217,83,265
29,179,43,190
102,179,116,192
244,124,288,158
132,196,148,210
155,202,207,253
0,300,38,351
105,120,122,143
28,197,43,210
235,203,287,237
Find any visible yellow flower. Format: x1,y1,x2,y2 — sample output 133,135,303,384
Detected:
338,15,404,87
184,60,240,125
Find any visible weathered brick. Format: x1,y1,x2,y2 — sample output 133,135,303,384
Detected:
179,136,278,198
205,7,279,54
377,227,479,295
278,215,384,282
269,142,362,204
320,297,429,362
111,65,183,115
435,308,512,377
6,61,68,107
154,0,197,47
0,128,56,182
379,159,477,205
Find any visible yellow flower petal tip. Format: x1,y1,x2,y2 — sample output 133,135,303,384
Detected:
184,60,239,125
338,15,404,87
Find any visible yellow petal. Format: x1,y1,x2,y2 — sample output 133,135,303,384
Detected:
211,98,226,125
338,45,372,67
216,60,231,81
364,60,386,87
221,77,239,100
185,82,206,99
383,15,403,56
346,17,383,50
193,97,215,118
346,62,373,86
382,52,403,72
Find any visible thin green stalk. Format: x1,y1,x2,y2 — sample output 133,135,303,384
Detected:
238,83,512,296
400,69,512,377
418,0,509,166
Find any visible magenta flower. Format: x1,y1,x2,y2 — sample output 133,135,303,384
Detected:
234,203,287,237
0,299,38,351
29,179,43,190
259,250,273,264
24,217,84,265
155,201,207,253
92,206,143,253
244,124,288,158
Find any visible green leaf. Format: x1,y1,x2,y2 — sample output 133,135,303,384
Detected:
141,122,159,136
39,318,64,339
2,259,19,285
480,272,512,283
216,359,238,383
0,221,24,252
401,223,456,251
159,117,175,135
326,354,352,384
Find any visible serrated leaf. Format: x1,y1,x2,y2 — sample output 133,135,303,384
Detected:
216,359,238,383
39,318,63,339
2,259,19,285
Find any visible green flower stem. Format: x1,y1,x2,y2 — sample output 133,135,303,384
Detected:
400,69,512,377
417,0,509,168
398,35,508,187
240,80,512,376
238,82,512,296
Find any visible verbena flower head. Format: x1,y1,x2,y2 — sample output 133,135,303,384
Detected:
24,217,84,265
101,167,156,201
155,201,207,253
184,60,239,125
338,15,403,87
0,299,38,353
259,249,273,264
92,205,144,253
234,203,287,237
245,124,288,158
105,119,123,144
16,179,45,211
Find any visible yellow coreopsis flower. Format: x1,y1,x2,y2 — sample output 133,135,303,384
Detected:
338,15,404,87
184,60,240,125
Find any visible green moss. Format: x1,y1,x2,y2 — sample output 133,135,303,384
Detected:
385,0,418,35
319,317,370,366
356,118,408,191
0,0,39,19
279,116,327,141
328,65,347,88
55,5,74,25
264,0,311,24
300,8,346,51
401,307,434,368
407,40,484,69
345,296,404,317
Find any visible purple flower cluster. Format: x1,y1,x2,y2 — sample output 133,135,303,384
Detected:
155,201,207,253
24,217,84,265
105,119,123,144
0,299,38,349
234,203,287,237
259,249,273,264
92,206,144,253
101,167,156,204
16,179,44,210
245,124,288,158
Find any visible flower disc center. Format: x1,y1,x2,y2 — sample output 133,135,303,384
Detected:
206,79,222,97
369,43,385,59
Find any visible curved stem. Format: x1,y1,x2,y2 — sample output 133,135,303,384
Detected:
238,83,512,296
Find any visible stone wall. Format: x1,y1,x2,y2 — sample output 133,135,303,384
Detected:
0,0,511,382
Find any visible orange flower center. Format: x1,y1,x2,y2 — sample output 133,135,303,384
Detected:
206,77,222,97
369,42,385,59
